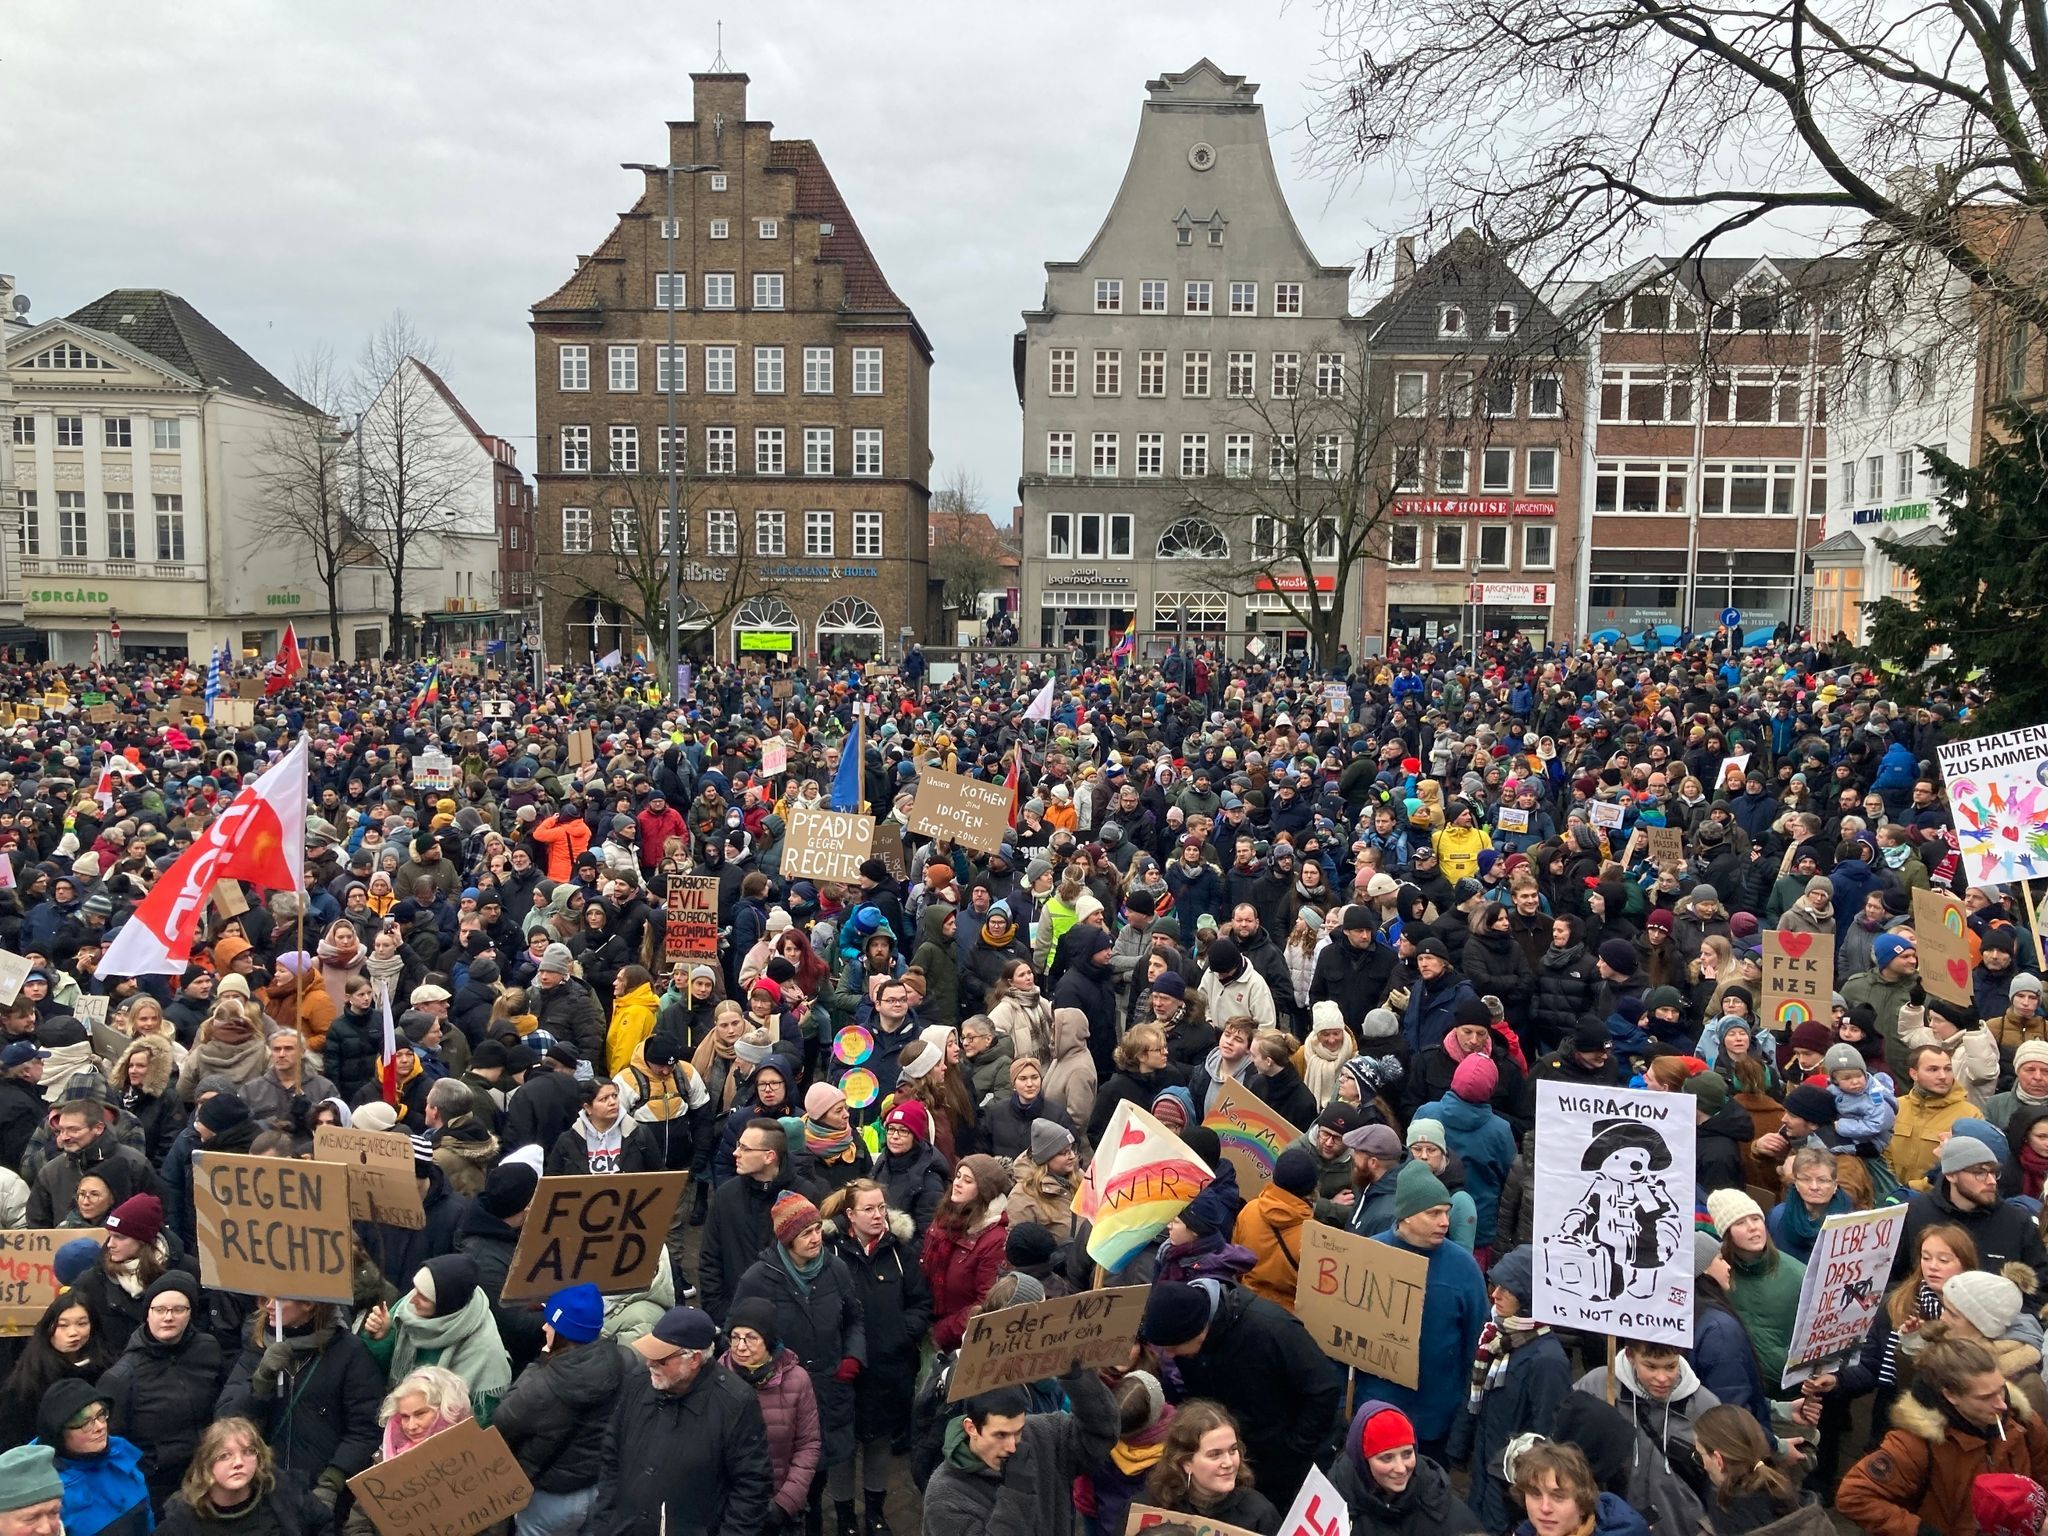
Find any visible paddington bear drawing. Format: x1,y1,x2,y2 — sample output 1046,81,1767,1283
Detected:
1550,1117,1685,1301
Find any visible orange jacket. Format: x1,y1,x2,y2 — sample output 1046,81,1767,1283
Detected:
1232,1183,1311,1311
530,811,591,882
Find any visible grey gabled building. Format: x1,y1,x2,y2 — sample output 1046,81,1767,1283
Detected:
1014,60,1361,662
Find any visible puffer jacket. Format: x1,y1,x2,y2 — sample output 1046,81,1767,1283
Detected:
1837,1377,2048,1536
1233,1181,1312,1310
100,1319,228,1509
872,1140,950,1240
1530,942,1602,1049
492,1332,623,1494
720,1345,820,1521
827,1211,933,1443
922,1207,1007,1351
605,981,662,1075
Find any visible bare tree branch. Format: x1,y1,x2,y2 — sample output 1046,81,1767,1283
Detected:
246,348,364,655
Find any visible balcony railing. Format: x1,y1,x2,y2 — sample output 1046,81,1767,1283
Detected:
20,558,200,581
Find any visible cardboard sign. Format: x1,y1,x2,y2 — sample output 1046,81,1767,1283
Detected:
782,808,874,883
770,679,794,701
72,995,108,1028
305,649,334,670
664,874,719,961
0,1230,107,1335
948,1287,1147,1400
906,767,1014,855
1912,886,1974,1008
1586,798,1625,830
1938,723,2048,883
312,1126,426,1231
214,698,255,728
1781,1204,1908,1386
347,1418,533,1536
0,952,30,1007
13,704,37,722
761,737,787,777
1278,1465,1354,1536
41,692,66,712
91,1018,131,1065
1647,826,1685,867
192,1152,353,1302
500,1172,688,1301
1494,806,1530,833
566,728,593,766
211,881,251,919
873,823,909,884
236,678,265,700
1201,1077,1298,1193
1127,1507,1264,1536
1761,929,1834,1036
1294,1221,1428,1388
87,704,118,724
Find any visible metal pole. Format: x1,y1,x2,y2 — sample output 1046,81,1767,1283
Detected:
662,164,680,699
1789,316,1821,634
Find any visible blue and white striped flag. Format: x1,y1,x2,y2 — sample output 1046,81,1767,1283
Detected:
204,642,225,721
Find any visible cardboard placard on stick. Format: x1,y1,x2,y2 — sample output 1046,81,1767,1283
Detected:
0,952,30,1007
87,704,118,724
664,874,719,961
1294,1221,1428,1388
1126,1506,1264,1536
236,678,265,700
872,822,910,884
1494,806,1529,833
0,1230,106,1335
1647,826,1685,867
347,1419,533,1536
1912,887,1974,1008
906,767,1015,855
211,881,250,919
312,1126,426,1230
213,698,255,728
781,808,874,884
192,1152,353,1302
948,1287,1147,1400
1760,929,1834,1037
1201,1076,1298,1194
1781,1205,1908,1386
501,1172,687,1301
566,728,593,766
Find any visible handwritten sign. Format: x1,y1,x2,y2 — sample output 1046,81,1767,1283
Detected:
782,808,874,884
347,1419,533,1536
1201,1077,1296,1194
213,699,255,728
1586,799,1625,831
566,728,593,767
1761,929,1834,1036
761,737,787,778
906,767,1015,855
312,1126,426,1230
500,1172,688,1301
664,875,719,961
1938,723,2048,883
1127,1507,1264,1536
1782,1205,1908,1386
192,1152,353,1302
1279,1465,1354,1536
1647,826,1685,868
1294,1221,1428,1388
948,1287,1147,1400
0,952,30,1007
0,1230,106,1335
412,751,456,791
1912,887,1974,1009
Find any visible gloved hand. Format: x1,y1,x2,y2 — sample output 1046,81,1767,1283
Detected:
834,1356,861,1383
312,1469,346,1510
251,1339,296,1397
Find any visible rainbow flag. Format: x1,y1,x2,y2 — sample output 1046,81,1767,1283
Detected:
1074,1102,1212,1272
1201,1078,1297,1186
408,661,440,722
1109,615,1136,666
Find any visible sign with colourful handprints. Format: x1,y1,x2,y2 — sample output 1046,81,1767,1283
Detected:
1937,724,2048,884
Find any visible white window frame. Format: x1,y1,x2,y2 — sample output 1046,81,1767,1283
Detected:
1432,522,1466,569
1180,433,1209,478
608,424,639,472
1436,447,1468,492
1481,446,1514,492
1530,374,1563,418
1046,431,1075,476
754,345,785,395
1271,353,1301,398
1477,523,1512,569
1526,447,1560,493
1095,279,1123,313
561,506,592,552
657,426,685,472
707,508,739,556
753,273,785,310
1438,304,1468,339
1315,353,1345,398
656,346,686,393
704,346,736,394
1394,371,1427,417
560,425,590,472
1522,523,1556,570
103,417,132,449
1138,351,1166,398
659,217,681,239
1392,446,1424,492
55,416,84,448
1274,282,1303,315
853,510,884,559
705,426,737,475
753,508,784,556
852,428,882,477
1135,432,1164,477
1270,433,1298,478
1184,281,1213,315
803,347,834,394
56,492,87,557
709,173,728,192
709,218,729,240
758,219,778,240
1046,513,1073,557
1048,349,1076,396
1224,433,1254,478
153,494,185,561
1093,349,1122,397
1313,433,1344,478
1491,304,1519,337
755,428,786,475
1229,281,1258,316
1484,373,1517,418
704,272,735,309
1139,280,1168,313
852,347,884,395
1182,351,1211,398
1388,523,1421,567
803,427,834,476
607,345,638,392
104,493,136,558
17,490,36,556
805,509,835,556
1227,351,1256,398
1441,371,1475,419
653,273,686,309
1091,432,1119,476
609,507,639,555
558,345,590,391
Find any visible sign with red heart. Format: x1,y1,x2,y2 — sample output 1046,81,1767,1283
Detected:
1912,887,1974,1010
1763,929,1833,1031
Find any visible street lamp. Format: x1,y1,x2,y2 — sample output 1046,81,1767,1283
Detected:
620,158,722,702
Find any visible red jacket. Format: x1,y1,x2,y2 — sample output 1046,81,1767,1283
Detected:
635,804,688,870
921,1210,1008,1351
530,812,591,882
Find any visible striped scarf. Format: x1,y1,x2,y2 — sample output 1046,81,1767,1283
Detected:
1878,1283,1944,1386
805,1116,855,1162
1469,1311,1550,1411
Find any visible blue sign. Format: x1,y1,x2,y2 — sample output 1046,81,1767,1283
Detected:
1720,608,1742,628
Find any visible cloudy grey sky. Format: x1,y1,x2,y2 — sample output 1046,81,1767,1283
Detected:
6,0,1410,524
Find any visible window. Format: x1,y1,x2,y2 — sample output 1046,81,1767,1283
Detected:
753,273,784,310
704,347,736,393
1863,455,1884,502
1313,434,1344,478
754,346,785,394
1491,305,1519,337
658,217,681,239
12,416,32,446
803,347,834,394
1523,524,1555,569
1389,524,1421,567
755,428,785,475
1526,448,1559,493
1048,511,1133,559
1395,372,1427,416
852,348,883,394
705,427,736,474
557,346,590,391
1091,432,1119,476
103,417,132,449
153,494,185,561
1271,353,1301,398
757,219,778,240
1315,353,1345,397
607,346,638,392
1048,349,1076,396
1093,350,1121,396
1895,451,1916,500
804,428,834,476
1837,460,1857,507
1436,448,1468,491
1441,371,1474,418
23,341,114,371
1047,432,1075,475
561,507,591,552
1135,432,1164,477
1095,279,1123,313
1047,514,1072,556
1439,305,1468,338
1432,522,1465,568
805,509,835,556
1392,446,1423,491
105,493,135,558
1138,351,1166,397
1177,227,1193,247
709,218,729,240
56,416,83,448
1229,281,1257,315
854,510,883,558
1182,352,1211,398
609,425,639,472
852,428,882,477
1224,433,1254,477
1185,281,1212,315
609,508,639,554
754,508,784,555
1478,524,1511,569
1227,351,1256,398
1702,460,1802,515
657,426,685,472
1484,373,1516,418
653,273,685,308
1158,518,1228,558
1180,434,1209,476
560,426,590,472
15,492,34,557
1140,280,1168,313
656,345,686,393
56,493,84,557
707,508,738,556
1594,459,1691,515
1270,434,1298,477
1481,447,1514,492
1597,367,1692,424
709,173,727,191
1208,227,1224,246
1530,375,1562,418
704,273,735,308
658,507,682,555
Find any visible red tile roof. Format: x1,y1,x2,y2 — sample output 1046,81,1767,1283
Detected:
767,139,911,313
533,225,625,314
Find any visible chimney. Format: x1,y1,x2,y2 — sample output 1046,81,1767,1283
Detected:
1393,236,1417,291
690,71,748,159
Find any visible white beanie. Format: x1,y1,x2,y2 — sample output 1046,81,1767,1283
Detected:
2016,1040,2048,1073
1312,1000,1347,1037
1945,1270,2024,1339
410,1266,437,1305
1706,1188,1764,1237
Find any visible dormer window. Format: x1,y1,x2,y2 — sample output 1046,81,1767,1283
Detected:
1177,227,1193,246
1491,305,1518,337
1439,305,1468,339
1207,227,1224,247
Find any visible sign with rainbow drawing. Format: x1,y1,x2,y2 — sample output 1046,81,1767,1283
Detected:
1201,1077,1300,1194
1938,724,2048,885
1761,930,1833,1036
1073,1101,1212,1273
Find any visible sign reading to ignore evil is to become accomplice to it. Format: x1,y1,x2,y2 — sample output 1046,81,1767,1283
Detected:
193,1152,354,1303
500,1172,688,1301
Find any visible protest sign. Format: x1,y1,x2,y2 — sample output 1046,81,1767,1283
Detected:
1912,887,1974,1008
761,736,787,777
1074,1102,1212,1272
312,1126,426,1230
214,699,255,727
872,823,910,883
412,750,456,790
782,808,874,883
1586,799,1625,831
906,767,1014,855
193,1153,353,1302
1279,1465,1353,1536
1647,826,1685,867
501,1172,687,1300
0,858,13,891
0,952,30,1006
73,995,108,1028
771,678,794,701
1201,1077,1297,1193
211,881,250,919
348,1418,533,1536
1531,1079,1695,1347
1937,723,2048,884
566,728,593,766
1761,929,1833,1036
1494,806,1529,833
236,678,265,700
948,1287,1147,1399
1718,752,1752,788
1127,1507,1265,1536
1781,1205,1908,1386
87,703,117,724
0,1230,105,1334
90,1018,130,1065
480,700,512,719
664,874,719,961
1294,1222,1427,1388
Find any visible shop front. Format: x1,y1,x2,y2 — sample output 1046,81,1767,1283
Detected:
1040,572,1135,656
1467,581,1556,645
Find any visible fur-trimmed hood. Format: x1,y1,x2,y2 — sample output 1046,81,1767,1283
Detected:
1892,1376,2035,1444
113,1031,176,1098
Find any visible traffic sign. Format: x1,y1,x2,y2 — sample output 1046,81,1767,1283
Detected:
1720,608,1742,628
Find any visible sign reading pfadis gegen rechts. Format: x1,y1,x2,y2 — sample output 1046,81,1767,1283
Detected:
1532,1081,1695,1347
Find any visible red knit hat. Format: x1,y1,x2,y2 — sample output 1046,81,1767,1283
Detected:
883,1100,931,1142
1359,1406,1416,1460
1975,1475,2048,1536
770,1189,821,1247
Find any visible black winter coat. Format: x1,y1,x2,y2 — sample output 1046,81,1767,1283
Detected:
492,1334,623,1494
1896,1184,2048,1292
321,1006,381,1108
1696,1100,1754,1199
155,1488,333,1536
1403,1039,1529,1134
828,1218,933,1441
0,1073,46,1168
872,1142,949,1240
1249,1063,1318,1132
503,1065,583,1153
449,977,498,1047
544,1119,664,1176
1460,931,1537,1025
101,1322,228,1509
1170,1283,1343,1506
1086,1064,1189,1145
455,1202,547,1371
1530,944,1602,1050
976,1092,1077,1162
1311,936,1397,1030
215,1323,384,1495
589,1360,775,1536
731,1246,867,1463
535,979,605,1065
362,1162,467,1291
1053,930,1121,1078
1328,1452,1485,1536
699,1170,824,1323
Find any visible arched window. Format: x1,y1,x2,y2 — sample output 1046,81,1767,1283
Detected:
817,596,883,635
1156,518,1228,560
732,595,797,629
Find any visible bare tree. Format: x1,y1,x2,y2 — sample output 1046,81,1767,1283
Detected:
246,348,364,653
928,469,1006,617
348,314,478,656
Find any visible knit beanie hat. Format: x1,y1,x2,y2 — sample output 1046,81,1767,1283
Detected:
1357,1007,1401,1041
543,1283,604,1344
0,1446,62,1515
1822,1045,1867,1077
1393,1158,1452,1220
1685,1072,1729,1112
53,1239,104,1286
1789,1020,1834,1054
1273,1145,1320,1197
735,1026,775,1066
1406,1118,1446,1151
1783,1083,1838,1126
959,1152,1013,1202
771,1190,822,1247
1178,1180,1235,1238
1150,1086,1196,1131
726,1296,782,1352
1692,1230,1725,1277
1489,1245,1536,1308
1945,1270,2026,1339
1029,1119,1074,1165
1358,1403,1416,1459
1598,938,1638,974
1975,1475,2048,1536
104,1194,163,1246
353,1101,401,1133
2014,973,2045,1001
1140,1281,1215,1346
480,1161,539,1219
2017,1040,2048,1073
803,1082,845,1121
1940,1135,2000,1176
1006,1222,1058,1269
1706,1188,1763,1236
883,1100,932,1141
195,1093,251,1133
1873,933,1915,969
1451,1054,1498,1103
538,943,575,976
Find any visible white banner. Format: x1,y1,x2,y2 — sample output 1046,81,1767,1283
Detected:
1937,723,2048,885
1781,1205,1908,1386
1278,1464,1351,1536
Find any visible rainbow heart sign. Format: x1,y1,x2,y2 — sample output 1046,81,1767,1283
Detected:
1938,724,2048,884
1911,887,1975,1009
1201,1077,1301,1193
1763,929,1833,1031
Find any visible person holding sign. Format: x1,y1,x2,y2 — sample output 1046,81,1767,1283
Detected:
1328,1402,1484,1536
215,1299,383,1506
918,1363,1116,1536
360,1256,512,1426
153,1418,334,1536
1135,1400,1281,1535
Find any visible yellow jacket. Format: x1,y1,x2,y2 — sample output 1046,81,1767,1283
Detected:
1433,823,1494,885
606,983,662,1076
1888,1082,1972,1190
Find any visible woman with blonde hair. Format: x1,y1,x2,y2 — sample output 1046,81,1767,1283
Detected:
374,1365,472,1459
1692,1403,1810,1532
986,959,1053,1068
156,1417,332,1536
177,997,267,1102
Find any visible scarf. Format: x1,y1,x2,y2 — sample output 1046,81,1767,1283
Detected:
1110,1436,1170,1477
1880,1284,1945,1386
365,951,407,994
804,1116,856,1163
778,1242,826,1296
2021,1140,2048,1201
1776,1190,1847,1254
388,1290,512,1404
1469,1311,1549,1411
1300,1030,1350,1107
381,1405,464,1463
730,1354,777,1388
942,1415,985,1473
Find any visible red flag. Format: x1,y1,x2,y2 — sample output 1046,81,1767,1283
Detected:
1004,743,1022,831
266,622,303,697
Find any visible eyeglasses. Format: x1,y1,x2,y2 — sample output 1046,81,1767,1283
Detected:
147,1302,193,1316
66,1406,109,1431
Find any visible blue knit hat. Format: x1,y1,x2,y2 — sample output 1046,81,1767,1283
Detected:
53,1240,103,1286
543,1282,604,1344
